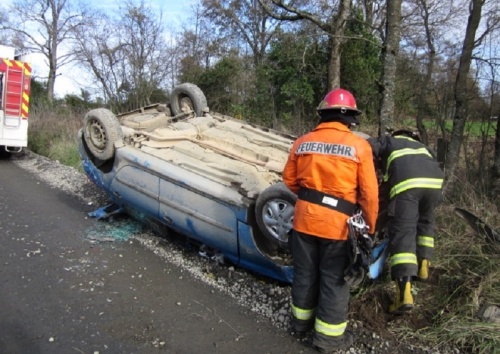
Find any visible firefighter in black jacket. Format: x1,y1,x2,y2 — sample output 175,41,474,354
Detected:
369,129,444,314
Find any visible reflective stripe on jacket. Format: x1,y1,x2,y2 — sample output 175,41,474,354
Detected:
377,136,444,199
282,122,379,240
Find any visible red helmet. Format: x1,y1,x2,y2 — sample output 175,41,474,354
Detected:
317,88,362,116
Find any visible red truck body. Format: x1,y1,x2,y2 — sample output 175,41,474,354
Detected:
0,45,32,154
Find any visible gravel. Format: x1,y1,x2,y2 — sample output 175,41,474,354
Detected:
11,151,459,354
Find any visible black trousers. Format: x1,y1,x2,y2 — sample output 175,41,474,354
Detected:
290,230,350,346
387,188,442,279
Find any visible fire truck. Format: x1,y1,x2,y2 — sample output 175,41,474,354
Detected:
0,45,31,156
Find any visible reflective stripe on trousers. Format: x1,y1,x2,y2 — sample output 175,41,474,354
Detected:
417,235,434,248
291,303,315,321
390,252,417,267
315,317,347,337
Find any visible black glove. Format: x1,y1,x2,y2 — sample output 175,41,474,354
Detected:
344,261,366,287
360,233,374,250
344,234,374,287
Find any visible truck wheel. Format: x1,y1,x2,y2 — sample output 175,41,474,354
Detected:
170,83,208,117
255,182,297,251
83,109,123,161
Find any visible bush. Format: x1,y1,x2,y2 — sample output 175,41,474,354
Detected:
28,104,84,170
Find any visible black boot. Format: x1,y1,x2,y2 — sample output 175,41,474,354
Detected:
313,331,354,353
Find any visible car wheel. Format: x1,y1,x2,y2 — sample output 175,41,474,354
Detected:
170,83,208,117
83,108,123,161
255,182,297,251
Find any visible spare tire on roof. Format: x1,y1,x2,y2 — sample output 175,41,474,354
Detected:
83,108,123,161
170,83,208,117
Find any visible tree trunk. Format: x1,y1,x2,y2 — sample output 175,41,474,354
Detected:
326,0,351,90
492,115,500,198
47,54,56,103
327,36,341,89
415,48,433,146
443,0,484,192
378,0,402,136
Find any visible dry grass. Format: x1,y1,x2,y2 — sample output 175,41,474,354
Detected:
352,181,500,353
28,105,86,169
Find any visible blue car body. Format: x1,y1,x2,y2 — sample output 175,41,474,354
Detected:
77,105,296,283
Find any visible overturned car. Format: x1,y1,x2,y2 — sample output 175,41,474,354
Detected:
78,83,299,283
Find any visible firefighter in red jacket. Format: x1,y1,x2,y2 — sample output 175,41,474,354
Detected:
369,129,444,314
282,89,379,352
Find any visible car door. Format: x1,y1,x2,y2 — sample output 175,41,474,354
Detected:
158,178,239,259
109,165,160,218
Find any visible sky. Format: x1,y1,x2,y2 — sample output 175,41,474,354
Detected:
3,0,195,98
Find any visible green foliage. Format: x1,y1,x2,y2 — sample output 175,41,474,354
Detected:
48,140,82,169
149,88,169,105
341,9,383,119
196,56,243,114
64,91,100,112
29,79,49,106
394,55,423,119
28,130,52,157
262,30,324,133
28,102,83,170
244,67,276,127
178,56,209,89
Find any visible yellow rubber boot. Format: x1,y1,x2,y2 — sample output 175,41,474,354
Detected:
418,259,430,281
389,277,414,314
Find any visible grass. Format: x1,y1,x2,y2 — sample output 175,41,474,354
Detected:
403,118,497,138
350,201,500,353
28,105,84,171
352,182,500,353
27,105,500,353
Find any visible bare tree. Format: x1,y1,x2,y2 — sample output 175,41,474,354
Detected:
118,1,169,108
401,0,463,145
258,0,352,89
202,0,281,67
3,0,89,102
358,0,385,36
72,11,126,108
444,0,500,190
175,2,228,79
0,8,10,44
73,1,172,111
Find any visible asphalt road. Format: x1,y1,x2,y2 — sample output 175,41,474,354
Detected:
0,158,312,354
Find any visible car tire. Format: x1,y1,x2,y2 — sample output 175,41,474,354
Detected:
255,182,297,251
170,83,208,117
83,108,123,161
